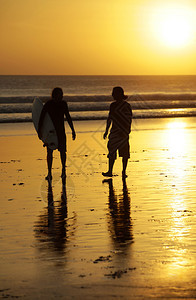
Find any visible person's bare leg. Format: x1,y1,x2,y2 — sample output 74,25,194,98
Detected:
46,148,53,180
102,157,115,177
60,151,66,178
122,157,128,178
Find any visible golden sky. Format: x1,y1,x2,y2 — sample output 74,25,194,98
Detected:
0,0,196,75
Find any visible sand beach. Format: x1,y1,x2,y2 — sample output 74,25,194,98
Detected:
0,118,196,299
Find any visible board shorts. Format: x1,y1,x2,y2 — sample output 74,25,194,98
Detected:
107,132,130,160
47,135,66,152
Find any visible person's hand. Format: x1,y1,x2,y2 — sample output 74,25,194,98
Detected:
72,131,76,140
103,132,108,139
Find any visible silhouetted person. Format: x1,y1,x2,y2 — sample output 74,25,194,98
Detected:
38,87,76,181
103,178,133,246
102,87,132,178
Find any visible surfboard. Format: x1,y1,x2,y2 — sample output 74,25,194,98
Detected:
32,97,58,150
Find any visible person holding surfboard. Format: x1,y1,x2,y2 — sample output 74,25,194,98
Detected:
102,87,132,178
38,87,76,180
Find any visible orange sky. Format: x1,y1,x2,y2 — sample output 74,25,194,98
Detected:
0,0,196,75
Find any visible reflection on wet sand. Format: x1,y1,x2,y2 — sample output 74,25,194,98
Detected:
103,178,133,250
34,176,76,256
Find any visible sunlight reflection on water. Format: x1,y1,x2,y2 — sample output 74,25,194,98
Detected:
163,120,195,279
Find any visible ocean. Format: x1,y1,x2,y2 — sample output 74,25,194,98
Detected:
0,75,196,123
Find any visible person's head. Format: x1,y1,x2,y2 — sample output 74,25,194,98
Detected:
52,87,63,101
112,86,128,101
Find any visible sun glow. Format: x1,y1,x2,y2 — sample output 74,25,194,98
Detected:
152,5,195,48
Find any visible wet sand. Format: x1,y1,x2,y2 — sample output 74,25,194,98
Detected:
0,118,196,299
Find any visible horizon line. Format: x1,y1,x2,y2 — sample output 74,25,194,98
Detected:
1,74,196,76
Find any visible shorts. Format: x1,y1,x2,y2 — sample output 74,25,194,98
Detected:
47,135,66,152
107,133,130,160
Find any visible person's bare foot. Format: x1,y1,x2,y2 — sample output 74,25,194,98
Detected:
122,171,128,178
102,171,113,177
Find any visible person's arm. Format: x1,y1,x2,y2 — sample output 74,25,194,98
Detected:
129,106,133,133
103,103,112,139
103,115,112,139
64,102,76,140
38,105,47,139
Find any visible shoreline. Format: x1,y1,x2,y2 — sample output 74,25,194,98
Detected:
1,116,196,134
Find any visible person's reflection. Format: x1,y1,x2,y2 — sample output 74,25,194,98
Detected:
103,178,133,249
34,176,69,256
